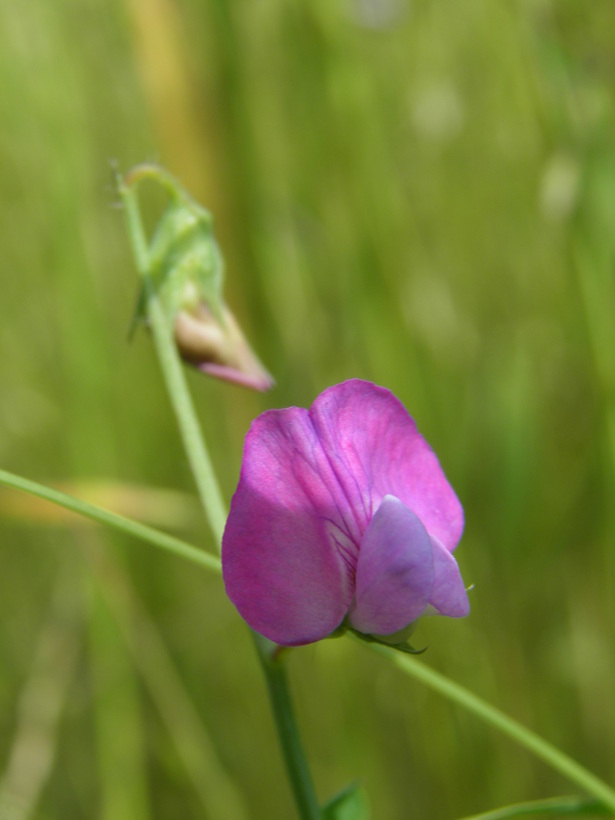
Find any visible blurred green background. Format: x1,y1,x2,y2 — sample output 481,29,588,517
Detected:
1,0,615,817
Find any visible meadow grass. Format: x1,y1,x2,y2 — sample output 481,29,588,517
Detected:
1,1,614,817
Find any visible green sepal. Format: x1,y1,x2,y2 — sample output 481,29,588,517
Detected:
325,623,350,641
349,628,427,656
322,783,370,820
146,189,225,326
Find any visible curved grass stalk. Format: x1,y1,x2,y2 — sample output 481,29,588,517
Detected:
0,468,220,574
363,641,615,813
460,794,608,818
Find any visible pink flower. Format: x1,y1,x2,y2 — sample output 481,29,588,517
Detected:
174,303,274,391
222,380,469,646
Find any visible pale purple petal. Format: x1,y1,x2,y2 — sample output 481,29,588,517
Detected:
198,362,274,391
222,408,354,646
428,535,470,617
348,495,434,635
309,380,464,552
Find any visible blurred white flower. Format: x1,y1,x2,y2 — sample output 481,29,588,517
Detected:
404,272,478,366
349,0,409,30
539,154,580,221
411,82,465,143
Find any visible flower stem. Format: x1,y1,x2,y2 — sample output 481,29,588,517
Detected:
253,635,322,820
119,169,321,819
119,176,227,546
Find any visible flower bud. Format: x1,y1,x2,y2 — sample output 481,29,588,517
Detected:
174,303,274,391
129,166,273,391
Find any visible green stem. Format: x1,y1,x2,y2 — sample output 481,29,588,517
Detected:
119,177,227,546
253,635,321,820
364,642,615,813
119,170,321,819
0,468,220,574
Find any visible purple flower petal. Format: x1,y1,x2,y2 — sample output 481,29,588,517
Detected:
348,495,434,635
427,535,470,617
310,380,464,552
222,379,469,646
222,407,354,646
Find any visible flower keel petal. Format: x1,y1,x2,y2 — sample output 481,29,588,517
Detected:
349,495,434,636
427,535,470,617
